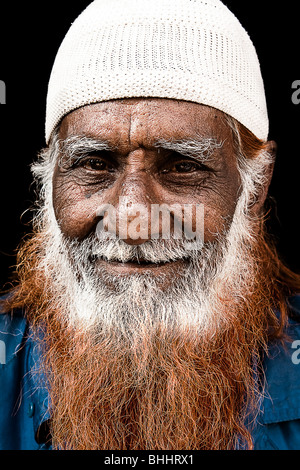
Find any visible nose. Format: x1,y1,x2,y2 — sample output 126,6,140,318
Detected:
104,166,159,245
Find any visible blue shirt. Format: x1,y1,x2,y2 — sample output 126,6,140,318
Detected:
1,296,300,450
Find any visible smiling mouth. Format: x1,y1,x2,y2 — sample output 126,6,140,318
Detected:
90,255,189,271
104,259,175,268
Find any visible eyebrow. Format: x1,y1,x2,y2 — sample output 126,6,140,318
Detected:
155,137,224,163
58,135,113,166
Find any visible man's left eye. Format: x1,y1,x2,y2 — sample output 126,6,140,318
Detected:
170,161,202,173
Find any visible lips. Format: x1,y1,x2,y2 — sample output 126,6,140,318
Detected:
90,254,189,274
105,257,168,266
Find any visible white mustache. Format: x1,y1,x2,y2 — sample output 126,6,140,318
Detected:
84,235,206,264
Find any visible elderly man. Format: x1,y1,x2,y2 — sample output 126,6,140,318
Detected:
1,0,300,451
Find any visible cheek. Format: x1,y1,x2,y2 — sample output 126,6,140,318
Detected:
202,205,235,242
196,179,241,243
179,198,238,244
52,177,103,239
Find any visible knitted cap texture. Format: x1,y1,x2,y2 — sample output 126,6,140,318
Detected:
45,0,269,143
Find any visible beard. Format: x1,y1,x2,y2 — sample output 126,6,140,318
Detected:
7,146,288,450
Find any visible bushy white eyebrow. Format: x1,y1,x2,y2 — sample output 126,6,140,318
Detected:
155,137,224,162
59,135,112,166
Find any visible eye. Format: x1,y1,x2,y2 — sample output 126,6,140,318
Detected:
173,161,201,173
162,160,204,174
81,158,115,172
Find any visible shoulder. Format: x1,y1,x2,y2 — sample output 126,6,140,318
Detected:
254,295,300,450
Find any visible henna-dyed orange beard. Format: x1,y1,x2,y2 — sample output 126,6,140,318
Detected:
9,198,284,450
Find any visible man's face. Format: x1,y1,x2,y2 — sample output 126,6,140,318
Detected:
53,98,242,286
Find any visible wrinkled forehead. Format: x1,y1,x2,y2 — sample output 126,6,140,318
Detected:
58,98,235,153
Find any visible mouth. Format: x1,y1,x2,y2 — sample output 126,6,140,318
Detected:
90,255,189,274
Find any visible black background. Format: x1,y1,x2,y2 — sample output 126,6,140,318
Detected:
0,1,299,290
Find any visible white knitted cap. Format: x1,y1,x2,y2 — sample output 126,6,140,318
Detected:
45,0,269,143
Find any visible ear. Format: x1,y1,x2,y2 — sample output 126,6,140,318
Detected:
251,140,277,216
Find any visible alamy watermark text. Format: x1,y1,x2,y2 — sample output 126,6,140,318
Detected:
95,199,204,247
292,340,300,365
292,80,300,105
0,80,6,104
0,340,6,365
